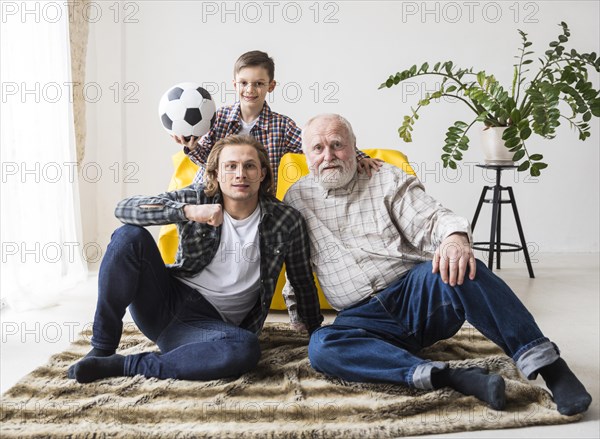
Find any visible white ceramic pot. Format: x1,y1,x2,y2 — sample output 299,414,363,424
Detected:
480,126,514,165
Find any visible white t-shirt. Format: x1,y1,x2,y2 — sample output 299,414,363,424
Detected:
238,117,258,135
177,206,261,325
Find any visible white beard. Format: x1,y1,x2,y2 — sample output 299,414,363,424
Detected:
313,158,357,190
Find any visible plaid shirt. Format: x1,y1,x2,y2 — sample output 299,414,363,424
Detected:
186,102,367,187
114,186,323,334
283,164,472,312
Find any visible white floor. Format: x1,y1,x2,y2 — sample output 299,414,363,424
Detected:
1,253,598,438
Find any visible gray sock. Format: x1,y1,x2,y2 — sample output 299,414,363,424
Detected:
539,358,592,416
432,366,506,410
68,354,125,383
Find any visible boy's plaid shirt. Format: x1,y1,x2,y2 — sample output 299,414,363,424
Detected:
185,102,367,187
114,186,324,334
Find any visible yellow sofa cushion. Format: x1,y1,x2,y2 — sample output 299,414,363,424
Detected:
157,150,415,310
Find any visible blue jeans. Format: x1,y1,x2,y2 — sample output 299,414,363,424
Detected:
308,260,559,389
91,225,261,380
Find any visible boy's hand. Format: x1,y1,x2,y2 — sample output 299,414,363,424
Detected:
172,135,199,152
357,158,384,177
183,204,223,227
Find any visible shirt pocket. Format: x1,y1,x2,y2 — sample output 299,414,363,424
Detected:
346,211,397,251
262,234,290,276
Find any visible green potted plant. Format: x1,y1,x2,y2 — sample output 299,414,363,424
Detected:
380,22,600,176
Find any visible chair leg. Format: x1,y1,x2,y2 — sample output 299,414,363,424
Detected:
507,187,535,278
496,194,502,270
471,186,489,232
488,183,501,270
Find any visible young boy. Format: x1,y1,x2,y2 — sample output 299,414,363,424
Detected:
173,50,381,188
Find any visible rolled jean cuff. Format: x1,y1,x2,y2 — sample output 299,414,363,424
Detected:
90,338,119,351
411,361,447,390
515,340,560,380
123,354,142,377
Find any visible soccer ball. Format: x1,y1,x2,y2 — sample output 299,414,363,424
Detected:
158,82,216,140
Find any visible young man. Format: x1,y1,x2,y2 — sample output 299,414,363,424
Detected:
68,135,323,383
173,50,381,188
282,114,592,416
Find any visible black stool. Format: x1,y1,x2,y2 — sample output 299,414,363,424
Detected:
471,164,535,278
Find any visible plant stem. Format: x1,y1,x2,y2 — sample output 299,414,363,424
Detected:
408,71,471,91
514,48,526,104
559,114,586,136
439,94,479,114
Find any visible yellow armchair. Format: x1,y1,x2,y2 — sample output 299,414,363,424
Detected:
157,149,416,310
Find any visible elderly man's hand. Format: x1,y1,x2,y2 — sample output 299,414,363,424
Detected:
357,158,384,177
183,204,223,227
432,233,476,286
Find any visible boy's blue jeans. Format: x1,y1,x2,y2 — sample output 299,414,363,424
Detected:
308,260,559,389
91,225,261,380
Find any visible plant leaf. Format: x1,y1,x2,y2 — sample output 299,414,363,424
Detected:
510,108,522,124
505,137,521,148
513,150,526,161
520,126,532,140
477,71,485,87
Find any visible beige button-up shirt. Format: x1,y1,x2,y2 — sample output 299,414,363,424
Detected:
283,163,472,311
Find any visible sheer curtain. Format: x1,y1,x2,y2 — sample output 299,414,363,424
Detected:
1,2,86,311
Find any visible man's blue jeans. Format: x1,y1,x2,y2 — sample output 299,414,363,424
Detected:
91,225,261,380
308,260,559,389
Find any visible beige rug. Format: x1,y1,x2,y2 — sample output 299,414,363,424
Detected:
0,323,581,438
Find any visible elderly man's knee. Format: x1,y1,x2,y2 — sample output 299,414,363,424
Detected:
308,327,336,371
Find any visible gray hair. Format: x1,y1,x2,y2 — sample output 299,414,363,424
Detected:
301,114,356,154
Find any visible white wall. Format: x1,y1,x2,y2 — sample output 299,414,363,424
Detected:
82,0,600,261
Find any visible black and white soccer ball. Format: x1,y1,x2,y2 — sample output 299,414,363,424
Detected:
158,82,216,140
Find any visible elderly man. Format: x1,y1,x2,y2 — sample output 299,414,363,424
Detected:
68,135,323,383
283,114,591,415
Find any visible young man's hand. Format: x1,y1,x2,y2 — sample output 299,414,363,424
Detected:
432,232,476,286
357,158,384,177
172,135,198,151
184,204,223,227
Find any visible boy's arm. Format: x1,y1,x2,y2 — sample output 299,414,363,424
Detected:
184,130,215,166
355,149,368,160
181,107,228,165
114,186,200,226
284,119,303,153
283,214,323,334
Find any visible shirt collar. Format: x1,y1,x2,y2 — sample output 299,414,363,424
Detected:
258,194,276,219
227,102,242,124
228,102,271,132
